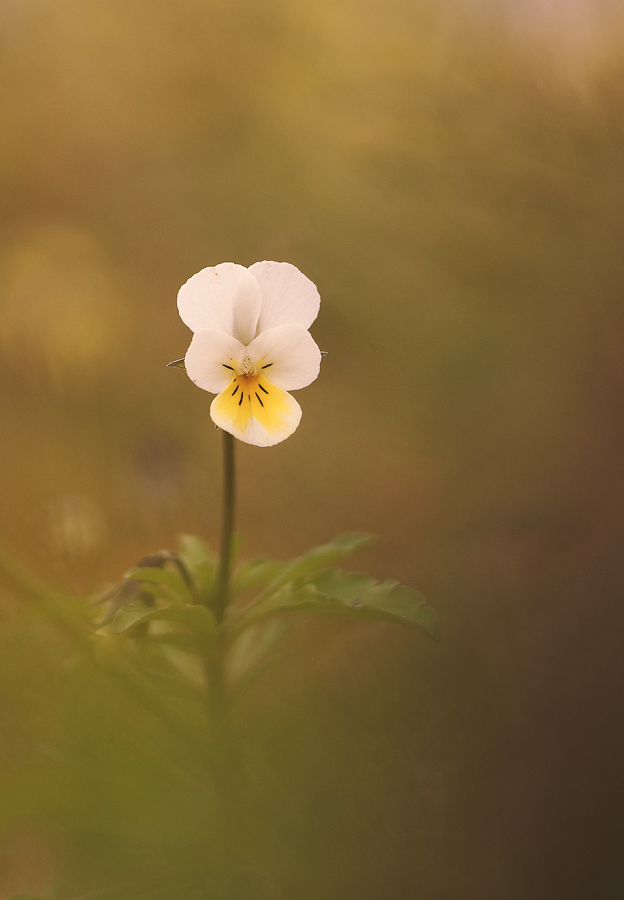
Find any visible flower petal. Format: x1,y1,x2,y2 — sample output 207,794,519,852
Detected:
184,329,246,394
247,324,322,391
249,261,320,333
177,263,262,344
210,376,302,447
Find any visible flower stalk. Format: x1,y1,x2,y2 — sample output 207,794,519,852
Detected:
213,429,236,624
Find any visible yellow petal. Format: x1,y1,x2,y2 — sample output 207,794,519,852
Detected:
210,373,302,447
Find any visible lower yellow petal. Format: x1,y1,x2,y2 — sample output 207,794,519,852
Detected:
210,373,302,447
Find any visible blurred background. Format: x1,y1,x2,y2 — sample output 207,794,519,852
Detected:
1,0,624,897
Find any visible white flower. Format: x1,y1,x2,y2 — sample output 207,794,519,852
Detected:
178,261,322,447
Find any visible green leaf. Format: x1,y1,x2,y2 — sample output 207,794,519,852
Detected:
172,602,216,635
112,597,159,632
226,618,289,685
246,533,377,611
124,566,192,602
177,533,216,598
126,580,177,606
231,557,288,596
112,598,215,636
235,569,439,638
148,631,200,651
312,569,439,638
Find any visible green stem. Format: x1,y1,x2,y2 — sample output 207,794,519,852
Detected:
214,429,236,624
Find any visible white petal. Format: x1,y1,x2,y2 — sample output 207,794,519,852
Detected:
249,261,320,333
177,263,262,344
247,324,322,391
210,380,302,447
184,329,246,394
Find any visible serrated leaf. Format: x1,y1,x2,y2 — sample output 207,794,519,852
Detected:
124,566,192,602
246,533,377,612
312,569,439,638
234,569,439,638
177,533,216,598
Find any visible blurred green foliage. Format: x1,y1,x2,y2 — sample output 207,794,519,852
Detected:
1,0,624,897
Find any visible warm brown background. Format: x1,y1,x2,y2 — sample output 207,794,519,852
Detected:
1,1,624,897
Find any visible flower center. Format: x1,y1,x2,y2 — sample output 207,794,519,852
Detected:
238,353,258,377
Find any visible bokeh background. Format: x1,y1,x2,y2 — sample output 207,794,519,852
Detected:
1,0,624,897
